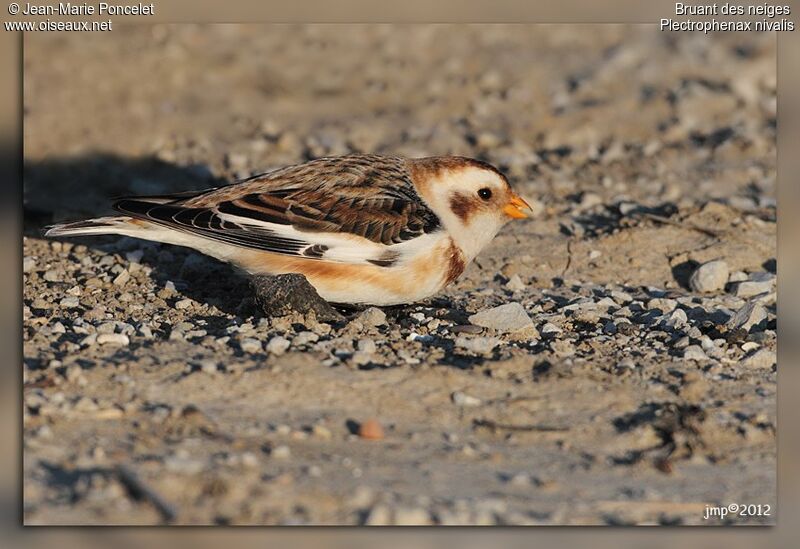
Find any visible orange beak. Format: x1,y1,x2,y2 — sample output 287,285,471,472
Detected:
503,194,531,219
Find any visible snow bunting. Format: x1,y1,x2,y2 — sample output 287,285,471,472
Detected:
46,154,531,305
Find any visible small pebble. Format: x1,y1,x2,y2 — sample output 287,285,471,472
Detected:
683,345,708,361
112,270,130,286
175,298,193,310
541,323,562,335
455,336,501,354
451,391,482,407
727,302,768,332
505,274,526,291
266,336,291,355
729,275,775,298
356,307,387,328
292,331,319,346
240,338,262,353
689,260,729,293
271,445,292,459
742,349,776,369
59,297,80,308
312,424,332,439
468,302,534,333
96,333,130,346
358,419,384,440
357,338,377,354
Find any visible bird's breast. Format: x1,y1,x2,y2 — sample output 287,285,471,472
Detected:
235,234,467,305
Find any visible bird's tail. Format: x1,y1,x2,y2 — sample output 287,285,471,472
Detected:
43,216,142,238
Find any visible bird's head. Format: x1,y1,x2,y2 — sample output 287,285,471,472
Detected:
410,156,531,261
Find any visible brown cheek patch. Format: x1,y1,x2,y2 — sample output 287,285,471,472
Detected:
449,194,479,223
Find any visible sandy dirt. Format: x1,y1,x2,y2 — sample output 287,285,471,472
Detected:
22,25,776,525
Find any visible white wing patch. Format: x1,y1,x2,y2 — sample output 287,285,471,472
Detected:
218,209,444,267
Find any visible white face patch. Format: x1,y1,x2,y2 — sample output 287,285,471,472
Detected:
418,166,511,261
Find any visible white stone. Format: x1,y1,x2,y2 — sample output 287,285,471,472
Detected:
451,391,482,407
455,336,501,354
683,345,708,361
742,349,776,369
240,338,262,353
469,302,534,332
689,260,729,293
96,333,129,346
266,336,291,355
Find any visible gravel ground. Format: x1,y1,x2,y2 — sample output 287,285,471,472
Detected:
23,25,776,525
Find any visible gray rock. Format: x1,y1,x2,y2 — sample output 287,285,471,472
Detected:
683,345,708,361
561,297,596,312
726,195,758,212
541,322,562,335
96,333,130,346
112,270,130,286
673,336,690,349
240,338,262,353
729,273,775,298
59,297,80,308
23,257,36,273
356,338,377,354
409,312,428,323
646,298,678,313
505,274,526,291
689,260,729,293
292,331,319,346
175,298,193,310
699,335,715,352
250,274,343,322
728,271,748,283
663,308,688,328
455,336,501,354
742,349,776,369
266,336,291,355
355,307,387,328
468,302,534,333
350,351,373,366
610,290,633,304
727,302,768,332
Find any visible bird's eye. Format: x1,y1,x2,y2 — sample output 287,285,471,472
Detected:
478,188,493,200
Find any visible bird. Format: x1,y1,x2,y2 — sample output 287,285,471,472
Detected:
45,154,532,305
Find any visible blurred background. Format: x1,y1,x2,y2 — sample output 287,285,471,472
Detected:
23,24,775,225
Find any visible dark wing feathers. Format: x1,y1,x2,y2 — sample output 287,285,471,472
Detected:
114,199,308,255
112,154,441,258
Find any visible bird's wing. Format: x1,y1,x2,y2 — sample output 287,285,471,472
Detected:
113,154,442,266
